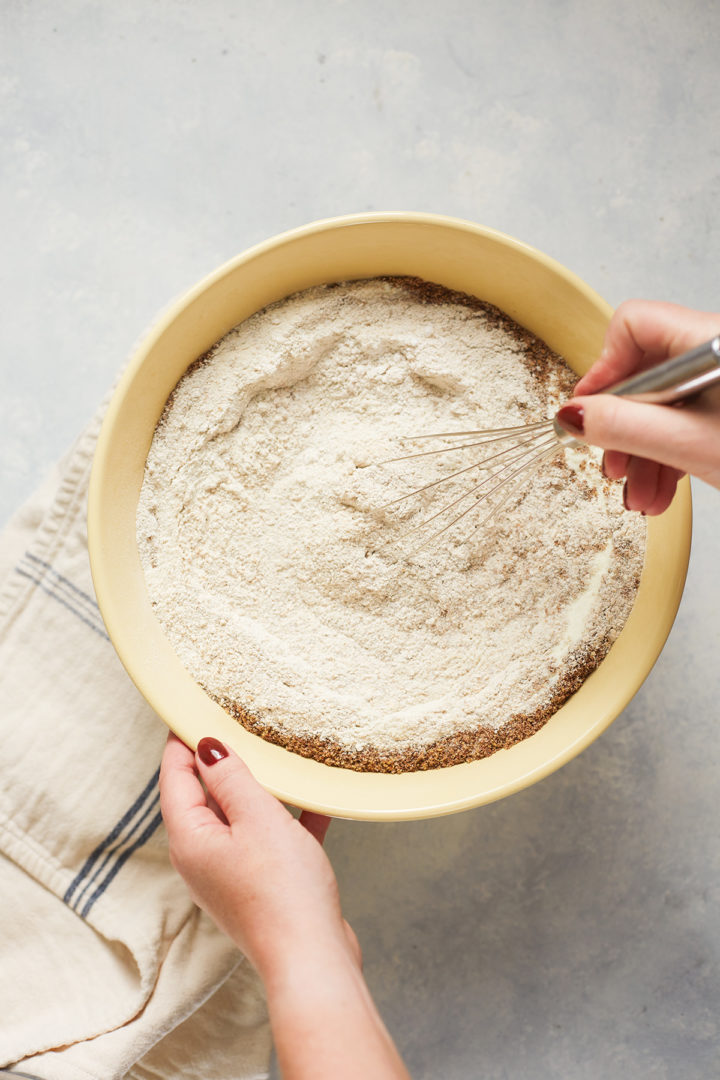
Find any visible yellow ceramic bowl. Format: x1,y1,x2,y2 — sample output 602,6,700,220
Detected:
88,213,691,820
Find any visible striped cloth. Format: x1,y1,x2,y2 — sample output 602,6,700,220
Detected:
0,412,271,1080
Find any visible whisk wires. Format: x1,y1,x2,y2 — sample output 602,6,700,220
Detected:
370,417,562,551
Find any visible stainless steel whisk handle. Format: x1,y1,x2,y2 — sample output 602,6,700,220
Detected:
553,335,720,444
607,334,720,403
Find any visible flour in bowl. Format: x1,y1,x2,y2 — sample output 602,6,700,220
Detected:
137,277,645,772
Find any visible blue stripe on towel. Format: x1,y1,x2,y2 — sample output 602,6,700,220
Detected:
64,768,161,907
14,567,109,642
79,809,164,918
23,551,100,610
16,555,165,917
71,792,161,911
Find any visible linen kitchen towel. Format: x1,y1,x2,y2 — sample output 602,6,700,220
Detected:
0,411,271,1080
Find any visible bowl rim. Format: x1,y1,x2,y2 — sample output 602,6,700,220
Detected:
88,212,693,820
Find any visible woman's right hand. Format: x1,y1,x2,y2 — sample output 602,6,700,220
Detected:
555,299,720,514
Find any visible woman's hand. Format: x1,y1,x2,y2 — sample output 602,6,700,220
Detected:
159,733,409,1080
555,299,720,514
159,732,356,978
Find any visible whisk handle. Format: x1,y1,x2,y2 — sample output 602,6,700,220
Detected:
605,335,720,404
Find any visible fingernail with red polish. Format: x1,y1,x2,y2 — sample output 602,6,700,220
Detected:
555,404,585,437
197,737,229,766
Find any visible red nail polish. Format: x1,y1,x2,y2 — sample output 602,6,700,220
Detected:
197,736,229,766
555,404,585,437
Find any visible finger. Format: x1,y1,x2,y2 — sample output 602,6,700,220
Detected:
559,394,720,484
602,449,630,481
643,465,683,517
298,811,332,846
159,733,218,834
606,300,720,368
623,455,660,512
207,791,230,827
574,300,720,396
195,736,284,828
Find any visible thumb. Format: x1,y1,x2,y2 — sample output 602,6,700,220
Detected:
557,395,720,487
195,736,279,826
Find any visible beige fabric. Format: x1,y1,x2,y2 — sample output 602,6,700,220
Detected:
0,415,271,1079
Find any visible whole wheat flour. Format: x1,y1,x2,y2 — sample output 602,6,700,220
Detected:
137,278,646,772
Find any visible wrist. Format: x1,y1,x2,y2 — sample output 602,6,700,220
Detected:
258,930,358,997
261,935,411,1080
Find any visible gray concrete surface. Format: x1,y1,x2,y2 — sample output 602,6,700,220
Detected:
3,2,719,1077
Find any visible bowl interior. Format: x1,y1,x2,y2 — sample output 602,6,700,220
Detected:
88,214,691,820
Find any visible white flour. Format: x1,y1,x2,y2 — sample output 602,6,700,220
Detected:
137,278,645,765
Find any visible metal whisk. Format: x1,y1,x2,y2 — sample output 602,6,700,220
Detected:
374,336,720,549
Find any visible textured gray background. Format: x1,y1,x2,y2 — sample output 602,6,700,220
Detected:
3,2,719,1077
